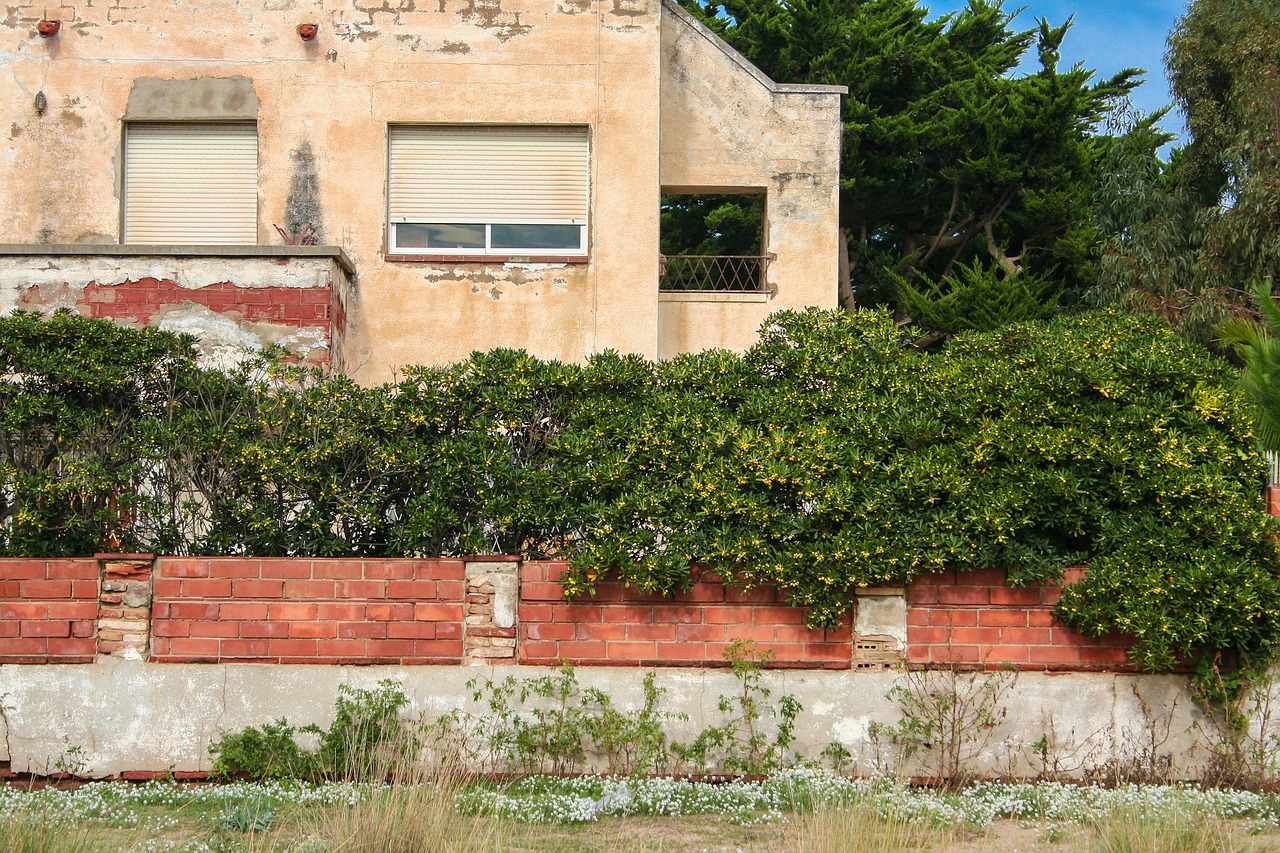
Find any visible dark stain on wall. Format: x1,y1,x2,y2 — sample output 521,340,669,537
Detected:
283,140,324,244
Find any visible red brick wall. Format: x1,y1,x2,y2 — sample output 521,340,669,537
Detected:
518,562,853,669
80,279,332,365
0,559,98,663
906,567,1132,670
151,558,465,664
1,556,1144,672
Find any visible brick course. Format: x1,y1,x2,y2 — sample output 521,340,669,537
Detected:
906,567,1132,670
150,558,465,664
517,562,853,668
3,556,1141,672
0,559,99,663
79,278,332,366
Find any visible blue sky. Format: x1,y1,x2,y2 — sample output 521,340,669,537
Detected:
924,0,1192,142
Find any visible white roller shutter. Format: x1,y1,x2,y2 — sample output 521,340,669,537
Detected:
124,122,258,245
388,126,588,224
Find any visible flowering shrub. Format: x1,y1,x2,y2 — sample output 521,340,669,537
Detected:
3,308,1278,693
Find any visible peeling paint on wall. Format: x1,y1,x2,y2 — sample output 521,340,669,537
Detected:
0,254,344,368
156,305,329,370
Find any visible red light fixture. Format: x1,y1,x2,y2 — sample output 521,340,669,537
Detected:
297,23,319,41
37,19,60,38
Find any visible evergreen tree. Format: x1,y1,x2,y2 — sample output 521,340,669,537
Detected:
678,0,1140,310
896,258,1060,336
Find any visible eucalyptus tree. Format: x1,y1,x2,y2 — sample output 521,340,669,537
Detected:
1091,0,1280,349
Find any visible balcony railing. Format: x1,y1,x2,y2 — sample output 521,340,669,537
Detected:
659,254,772,293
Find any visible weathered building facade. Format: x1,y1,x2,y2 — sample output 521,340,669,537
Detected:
0,0,843,381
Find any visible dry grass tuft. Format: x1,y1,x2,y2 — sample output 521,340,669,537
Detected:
1087,807,1240,853
304,736,506,853
789,805,951,853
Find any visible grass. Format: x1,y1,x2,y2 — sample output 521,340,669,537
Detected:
6,773,1280,851
300,768,504,853
1087,807,1247,853
0,807,120,853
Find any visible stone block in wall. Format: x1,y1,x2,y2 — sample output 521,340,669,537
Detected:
854,586,906,671
95,554,155,661
463,556,520,664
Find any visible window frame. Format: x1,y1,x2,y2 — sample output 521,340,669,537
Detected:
385,124,590,260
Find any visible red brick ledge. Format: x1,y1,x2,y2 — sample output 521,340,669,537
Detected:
149,656,463,665
517,657,851,670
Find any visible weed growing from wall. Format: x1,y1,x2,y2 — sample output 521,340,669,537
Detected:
671,640,802,775
874,665,1016,784
1192,657,1280,788
440,664,684,776
209,680,415,782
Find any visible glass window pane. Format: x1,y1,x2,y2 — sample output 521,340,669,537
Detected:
490,224,582,251
395,223,430,249
396,223,486,250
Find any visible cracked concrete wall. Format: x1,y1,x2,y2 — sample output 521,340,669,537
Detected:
0,661,1218,779
0,0,668,381
656,1,843,358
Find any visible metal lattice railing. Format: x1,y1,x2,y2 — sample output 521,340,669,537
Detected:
1269,450,1280,487
659,254,772,293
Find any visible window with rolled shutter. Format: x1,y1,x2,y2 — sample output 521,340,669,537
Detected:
123,122,258,245
387,125,588,255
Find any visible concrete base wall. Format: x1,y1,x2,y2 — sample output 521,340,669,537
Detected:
0,660,1216,780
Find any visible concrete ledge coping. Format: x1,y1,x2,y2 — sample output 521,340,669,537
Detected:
659,290,772,303
0,244,356,276
662,0,848,97
857,586,905,597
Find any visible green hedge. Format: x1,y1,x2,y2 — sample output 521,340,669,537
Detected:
2,307,1277,678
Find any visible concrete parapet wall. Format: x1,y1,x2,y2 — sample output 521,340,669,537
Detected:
0,661,1210,779
0,248,350,367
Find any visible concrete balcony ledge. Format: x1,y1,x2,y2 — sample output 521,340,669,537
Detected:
0,244,355,276
658,290,772,303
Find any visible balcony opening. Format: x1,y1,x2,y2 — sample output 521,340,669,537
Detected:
659,190,769,293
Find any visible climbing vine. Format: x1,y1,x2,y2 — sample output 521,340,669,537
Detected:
2,307,1277,686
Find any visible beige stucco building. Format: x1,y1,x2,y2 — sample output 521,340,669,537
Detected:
0,0,843,381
